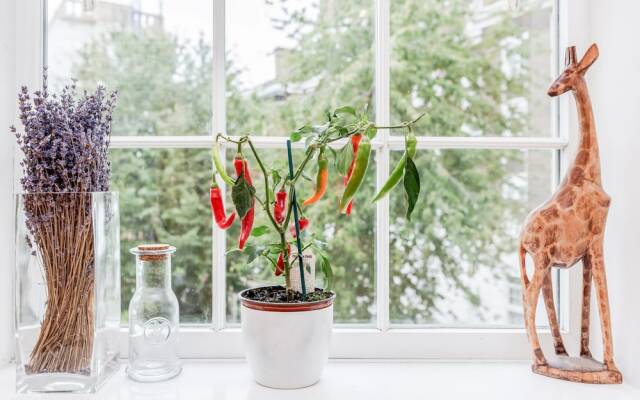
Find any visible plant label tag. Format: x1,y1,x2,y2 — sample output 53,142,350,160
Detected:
288,250,315,294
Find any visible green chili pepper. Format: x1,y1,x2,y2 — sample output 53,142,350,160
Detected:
371,131,417,202
339,135,371,213
212,140,235,186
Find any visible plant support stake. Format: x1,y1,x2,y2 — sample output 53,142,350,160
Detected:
286,140,307,300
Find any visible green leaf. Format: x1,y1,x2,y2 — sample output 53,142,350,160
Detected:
298,125,313,133
290,131,302,142
312,244,333,290
225,245,255,255
304,133,317,149
260,254,277,269
403,157,420,221
232,174,255,218
271,170,282,189
300,170,312,181
334,106,356,116
327,146,337,160
225,248,242,256
335,141,354,176
267,243,284,254
251,225,270,237
365,125,377,139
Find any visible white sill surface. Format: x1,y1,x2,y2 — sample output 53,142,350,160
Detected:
2,360,639,399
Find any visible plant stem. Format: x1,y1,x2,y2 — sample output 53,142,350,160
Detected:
246,138,280,230
374,112,426,130
216,133,247,145
281,232,291,291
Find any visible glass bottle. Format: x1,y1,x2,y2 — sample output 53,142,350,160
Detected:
127,244,181,382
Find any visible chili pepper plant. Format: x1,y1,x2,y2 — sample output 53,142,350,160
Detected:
211,106,424,300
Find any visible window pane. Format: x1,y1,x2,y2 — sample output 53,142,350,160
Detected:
226,0,374,135
225,147,376,324
390,0,555,137
389,149,554,326
47,0,213,136
110,148,212,323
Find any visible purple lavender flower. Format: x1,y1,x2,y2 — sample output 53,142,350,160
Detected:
11,69,117,194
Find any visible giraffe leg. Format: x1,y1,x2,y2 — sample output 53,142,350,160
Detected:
524,263,547,366
580,254,593,357
589,240,618,371
542,269,566,355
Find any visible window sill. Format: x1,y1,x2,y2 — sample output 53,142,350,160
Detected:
2,360,638,399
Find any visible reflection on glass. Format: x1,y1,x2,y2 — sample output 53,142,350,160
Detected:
47,0,213,136
225,148,376,324
110,148,212,323
390,0,555,137
389,149,553,326
226,0,374,135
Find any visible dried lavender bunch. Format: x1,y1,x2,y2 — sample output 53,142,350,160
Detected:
10,71,117,375
11,71,117,193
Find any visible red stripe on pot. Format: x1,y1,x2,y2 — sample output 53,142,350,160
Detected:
239,287,336,313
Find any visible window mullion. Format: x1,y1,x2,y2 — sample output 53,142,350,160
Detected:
212,0,226,331
374,0,391,332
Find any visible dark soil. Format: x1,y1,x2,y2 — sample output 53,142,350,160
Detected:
242,286,333,303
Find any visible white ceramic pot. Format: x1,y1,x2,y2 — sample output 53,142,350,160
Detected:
240,286,336,389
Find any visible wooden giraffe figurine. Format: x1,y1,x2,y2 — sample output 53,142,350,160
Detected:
519,43,622,384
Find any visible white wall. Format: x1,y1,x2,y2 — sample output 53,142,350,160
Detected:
586,0,640,389
0,0,17,366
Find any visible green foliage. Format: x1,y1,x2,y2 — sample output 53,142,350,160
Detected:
403,157,420,220
73,0,546,324
231,175,256,219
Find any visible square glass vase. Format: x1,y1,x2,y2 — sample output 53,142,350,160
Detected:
14,192,121,393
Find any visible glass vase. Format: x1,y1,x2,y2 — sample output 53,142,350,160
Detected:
14,192,121,393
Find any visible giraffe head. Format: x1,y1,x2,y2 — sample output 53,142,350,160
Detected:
548,43,599,97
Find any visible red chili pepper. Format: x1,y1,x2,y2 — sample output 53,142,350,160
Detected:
234,155,253,185
289,217,310,238
275,244,291,276
274,189,287,224
210,178,236,230
346,201,353,215
303,153,328,206
234,154,255,250
239,208,254,250
343,134,362,216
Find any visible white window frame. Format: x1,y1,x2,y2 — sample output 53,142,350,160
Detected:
11,0,592,359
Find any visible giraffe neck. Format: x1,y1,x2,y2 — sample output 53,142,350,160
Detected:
571,78,601,185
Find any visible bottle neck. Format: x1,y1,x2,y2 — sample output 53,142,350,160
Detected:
136,257,172,289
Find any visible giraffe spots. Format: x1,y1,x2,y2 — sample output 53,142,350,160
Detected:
544,225,559,246
549,244,573,262
575,240,589,255
570,168,584,185
524,236,540,252
575,196,592,220
589,164,600,180
575,150,589,166
581,133,592,148
557,188,576,208
589,244,604,259
540,206,559,221
598,194,611,208
589,215,605,235
527,218,544,234
560,246,574,260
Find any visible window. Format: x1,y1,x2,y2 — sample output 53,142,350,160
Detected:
44,0,567,356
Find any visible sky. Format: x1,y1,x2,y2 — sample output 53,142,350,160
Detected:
48,0,312,88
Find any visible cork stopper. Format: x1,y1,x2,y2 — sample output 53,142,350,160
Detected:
131,244,175,261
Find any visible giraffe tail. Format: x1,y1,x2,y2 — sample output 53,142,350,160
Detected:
519,243,530,289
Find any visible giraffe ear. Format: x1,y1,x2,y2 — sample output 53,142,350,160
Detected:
577,43,599,74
